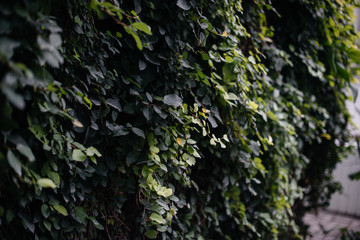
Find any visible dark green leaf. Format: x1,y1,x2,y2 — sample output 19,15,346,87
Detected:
163,94,183,107
0,37,20,59
106,98,122,112
176,0,190,10
132,127,145,138
75,207,87,224
114,125,129,136
88,216,104,230
41,204,50,219
2,87,25,110
7,150,22,176
16,144,35,162
43,220,52,231
126,152,138,165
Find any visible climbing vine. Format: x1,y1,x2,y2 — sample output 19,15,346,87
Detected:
0,0,358,239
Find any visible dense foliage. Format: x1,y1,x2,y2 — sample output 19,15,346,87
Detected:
0,0,359,239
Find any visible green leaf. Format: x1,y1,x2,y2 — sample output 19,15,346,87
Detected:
37,178,56,189
124,26,143,50
176,0,190,10
89,155,97,164
53,205,68,216
7,150,22,176
132,127,145,138
106,98,122,112
145,230,158,239
150,145,160,154
249,101,258,111
75,207,87,224
132,22,152,35
163,94,183,107
149,213,166,224
248,55,256,64
47,171,60,186
0,37,20,59
126,152,138,165
267,111,278,121
86,146,102,157
348,47,360,62
186,155,196,166
88,216,104,230
44,220,52,231
2,87,25,110
41,204,50,219
114,125,129,136
222,134,230,142
16,144,35,162
163,188,173,197
159,163,167,172
72,149,87,162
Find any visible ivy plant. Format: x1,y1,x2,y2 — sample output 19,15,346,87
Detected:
0,0,359,239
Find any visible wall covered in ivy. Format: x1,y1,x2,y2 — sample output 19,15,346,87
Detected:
0,0,359,239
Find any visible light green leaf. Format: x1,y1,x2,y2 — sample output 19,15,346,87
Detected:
124,26,143,50
53,205,68,216
86,146,102,157
248,55,256,64
37,178,56,189
89,156,97,164
72,149,87,162
150,145,160,154
186,156,196,166
150,213,166,224
267,111,278,121
249,101,258,111
163,188,173,197
223,134,230,142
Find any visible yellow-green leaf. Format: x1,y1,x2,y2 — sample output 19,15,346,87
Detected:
37,178,56,189
249,101,258,111
132,22,152,35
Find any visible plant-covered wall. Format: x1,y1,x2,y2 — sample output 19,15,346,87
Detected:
0,0,358,239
